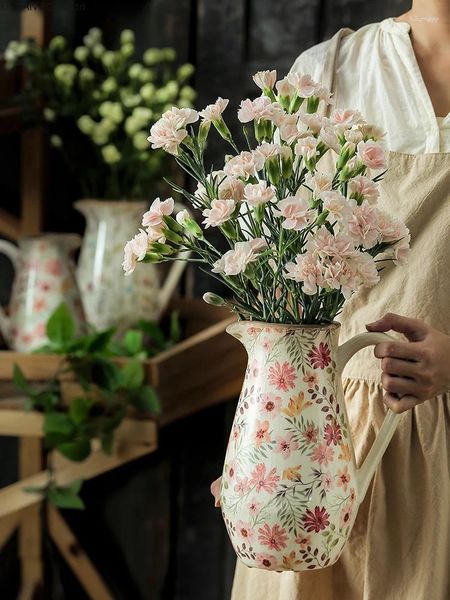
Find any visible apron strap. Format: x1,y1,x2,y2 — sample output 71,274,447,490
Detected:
320,27,353,116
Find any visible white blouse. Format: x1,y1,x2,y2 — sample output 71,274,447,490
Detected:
290,17,450,154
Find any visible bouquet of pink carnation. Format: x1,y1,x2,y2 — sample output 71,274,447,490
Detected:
124,69,410,324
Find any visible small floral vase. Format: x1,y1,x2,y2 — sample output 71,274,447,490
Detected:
75,200,159,331
221,321,400,571
0,234,85,352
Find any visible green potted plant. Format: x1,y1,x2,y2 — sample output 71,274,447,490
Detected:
5,28,195,330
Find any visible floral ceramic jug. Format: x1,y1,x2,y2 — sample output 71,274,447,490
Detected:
75,200,187,331
220,321,400,572
0,234,85,352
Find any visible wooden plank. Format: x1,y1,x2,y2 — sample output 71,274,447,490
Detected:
0,351,62,381
0,410,156,445
0,432,157,519
0,511,21,549
0,207,21,241
18,438,43,597
20,128,45,236
48,506,114,600
0,409,43,437
153,317,246,425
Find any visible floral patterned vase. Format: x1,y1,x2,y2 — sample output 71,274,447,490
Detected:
75,200,157,332
0,234,85,352
221,321,400,572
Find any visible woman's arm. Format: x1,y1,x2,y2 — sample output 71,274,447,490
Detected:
367,313,450,413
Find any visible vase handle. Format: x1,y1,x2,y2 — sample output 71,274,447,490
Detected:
0,240,19,345
336,332,402,501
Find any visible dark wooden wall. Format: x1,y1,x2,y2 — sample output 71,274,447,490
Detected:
0,1,410,598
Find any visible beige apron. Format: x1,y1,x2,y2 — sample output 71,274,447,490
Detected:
232,28,450,600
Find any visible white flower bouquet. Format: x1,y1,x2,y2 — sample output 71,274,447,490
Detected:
4,28,195,199
124,70,410,324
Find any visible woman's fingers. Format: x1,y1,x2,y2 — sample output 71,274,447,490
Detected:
381,356,418,378
381,372,422,397
210,477,222,507
374,341,422,362
383,393,419,414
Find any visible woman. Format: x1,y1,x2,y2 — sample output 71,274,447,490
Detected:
213,2,450,599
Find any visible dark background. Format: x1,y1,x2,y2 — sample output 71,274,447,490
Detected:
0,1,409,599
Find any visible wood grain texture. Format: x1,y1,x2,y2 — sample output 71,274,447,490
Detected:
48,506,114,600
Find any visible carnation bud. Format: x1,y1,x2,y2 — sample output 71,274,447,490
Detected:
203,292,227,307
151,242,174,255
142,252,163,264
198,120,211,147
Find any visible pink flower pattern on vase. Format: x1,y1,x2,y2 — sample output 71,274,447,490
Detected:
221,321,360,572
0,235,85,352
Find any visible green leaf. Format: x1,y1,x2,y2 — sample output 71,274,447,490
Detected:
123,330,143,355
57,437,91,462
44,412,75,436
170,310,181,343
46,303,75,349
89,357,121,391
120,360,144,389
136,320,166,348
85,328,115,353
47,481,85,510
69,397,91,424
13,364,30,393
130,385,160,413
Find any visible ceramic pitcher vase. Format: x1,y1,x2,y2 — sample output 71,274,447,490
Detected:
75,200,186,332
0,234,85,352
221,321,400,572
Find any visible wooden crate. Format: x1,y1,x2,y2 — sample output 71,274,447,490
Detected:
0,299,247,426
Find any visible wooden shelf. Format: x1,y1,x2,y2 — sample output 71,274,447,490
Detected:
0,299,247,426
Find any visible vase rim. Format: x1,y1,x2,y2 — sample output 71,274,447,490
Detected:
229,319,341,331
75,199,149,208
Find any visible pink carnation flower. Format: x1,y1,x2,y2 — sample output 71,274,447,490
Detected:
274,196,313,230
142,197,174,229
199,97,229,122
284,253,324,295
244,182,275,206
253,70,277,91
202,199,235,228
237,96,284,125
348,175,379,204
357,140,386,169
223,151,265,179
212,238,267,276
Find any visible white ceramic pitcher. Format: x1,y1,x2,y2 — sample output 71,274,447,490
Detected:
220,320,400,571
0,234,85,352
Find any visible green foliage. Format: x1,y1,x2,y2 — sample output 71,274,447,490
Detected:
15,303,182,509
4,29,196,199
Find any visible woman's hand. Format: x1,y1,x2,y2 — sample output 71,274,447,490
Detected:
210,477,222,507
366,313,450,413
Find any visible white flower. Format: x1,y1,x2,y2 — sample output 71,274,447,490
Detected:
253,70,277,91
237,97,284,125
274,196,313,230
275,76,296,98
298,112,327,134
243,182,275,206
176,209,191,227
284,253,324,295
351,252,380,287
142,197,174,229
305,172,333,195
147,115,187,155
330,108,363,132
321,191,352,221
223,151,265,178
286,73,318,97
278,113,307,145
212,238,267,276
202,199,235,228
294,136,318,160
252,142,281,164
344,127,363,144
319,125,340,152
199,97,229,122
348,175,379,204
123,230,150,275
